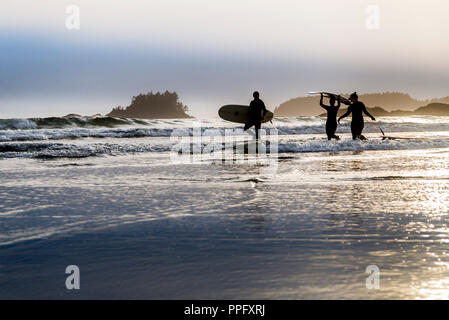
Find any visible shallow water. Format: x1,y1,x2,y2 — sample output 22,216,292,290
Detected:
2,116,449,299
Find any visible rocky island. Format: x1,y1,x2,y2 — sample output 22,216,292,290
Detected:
107,91,192,119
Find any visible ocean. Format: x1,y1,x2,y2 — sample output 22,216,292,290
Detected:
2,115,449,299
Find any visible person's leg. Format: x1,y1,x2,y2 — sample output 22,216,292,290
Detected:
358,123,365,140
327,121,338,140
351,124,357,140
352,121,364,140
255,122,261,141
326,125,332,140
244,121,257,143
244,121,254,131
255,122,262,153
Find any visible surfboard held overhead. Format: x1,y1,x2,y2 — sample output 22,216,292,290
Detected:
308,91,351,105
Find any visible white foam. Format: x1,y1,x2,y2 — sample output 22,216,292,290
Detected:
277,138,449,153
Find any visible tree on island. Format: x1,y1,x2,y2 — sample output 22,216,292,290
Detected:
107,91,192,119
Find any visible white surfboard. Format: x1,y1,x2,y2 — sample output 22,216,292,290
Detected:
308,91,351,105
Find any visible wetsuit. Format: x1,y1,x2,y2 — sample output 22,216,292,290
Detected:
244,98,267,140
320,97,340,140
338,101,375,140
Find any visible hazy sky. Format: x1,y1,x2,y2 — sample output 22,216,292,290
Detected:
1,0,449,117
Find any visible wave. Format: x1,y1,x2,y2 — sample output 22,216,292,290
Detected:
0,116,150,130
2,137,449,159
276,119,449,135
2,116,449,131
2,116,449,145
0,142,172,159
0,127,177,142
0,126,280,142
276,138,449,153
2,123,449,143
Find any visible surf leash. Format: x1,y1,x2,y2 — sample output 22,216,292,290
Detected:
374,120,385,136
369,120,385,137
369,120,428,141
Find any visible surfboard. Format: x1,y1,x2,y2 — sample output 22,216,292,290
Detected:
382,136,428,141
308,91,351,105
218,105,274,124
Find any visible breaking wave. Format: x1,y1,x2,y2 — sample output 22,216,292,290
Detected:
0,116,152,130
1,116,449,142
1,116,449,158
2,137,449,159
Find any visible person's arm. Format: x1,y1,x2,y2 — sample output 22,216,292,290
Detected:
338,106,351,123
319,94,330,111
337,96,341,109
261,100,268,116
362,103,376,120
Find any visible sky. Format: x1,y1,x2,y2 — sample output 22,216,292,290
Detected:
1,0,449,118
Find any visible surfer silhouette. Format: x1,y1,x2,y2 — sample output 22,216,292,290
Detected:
320,93,341,140
338,92,375,140
244,91,267,140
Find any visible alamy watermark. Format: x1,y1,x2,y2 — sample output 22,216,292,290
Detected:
65,5,80,30
365,5,381,30
365,265,380,289
169,121,279,175
65,265,80,290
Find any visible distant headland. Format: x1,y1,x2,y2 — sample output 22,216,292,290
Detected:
275,92,449,117
318,103,449,117
107,91,193,119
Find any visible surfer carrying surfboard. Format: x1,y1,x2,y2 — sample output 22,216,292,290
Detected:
320,93,341,140
338,92,375,140
244,91,268,141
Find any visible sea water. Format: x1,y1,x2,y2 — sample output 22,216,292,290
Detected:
1,116,449,299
